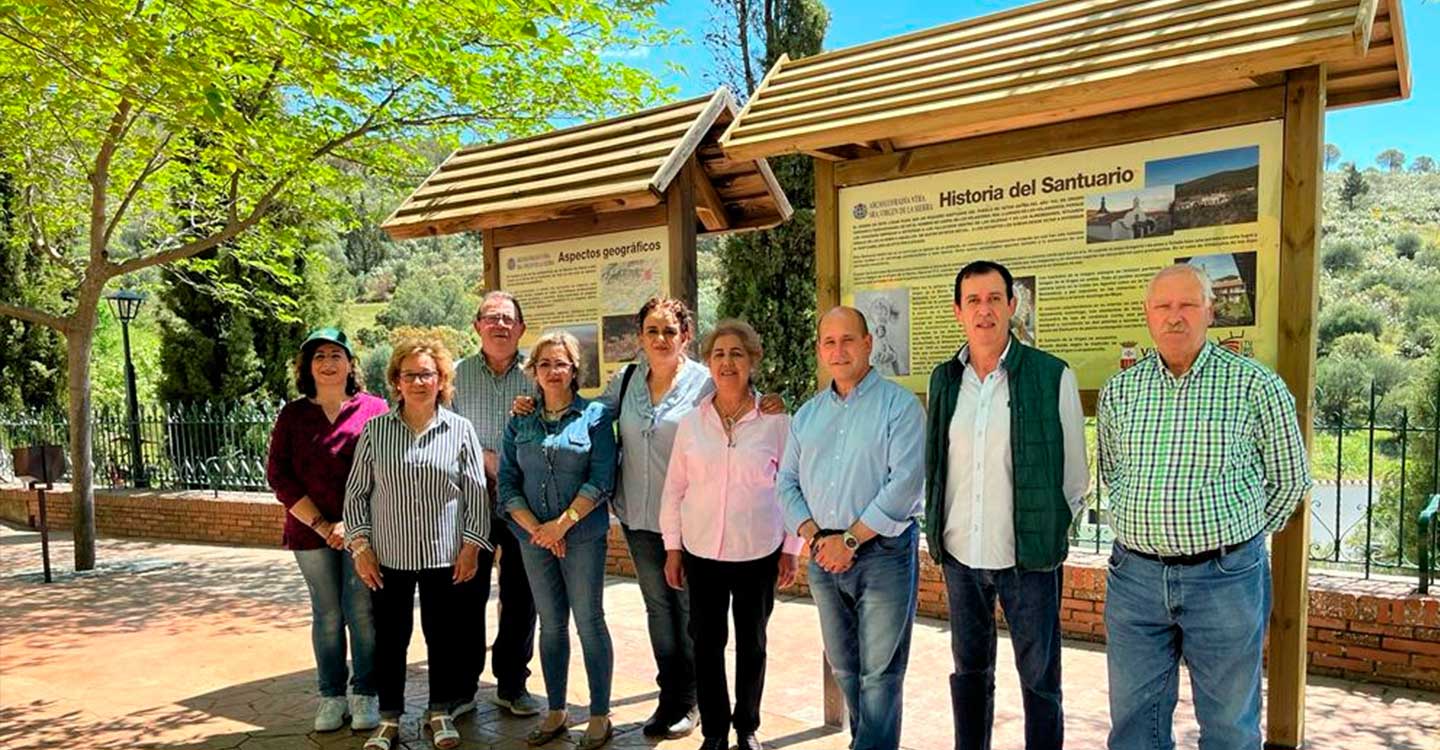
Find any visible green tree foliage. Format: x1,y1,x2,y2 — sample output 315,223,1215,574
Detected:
1324,143,1341,170
1318,300,1384,351
1413,155,1437,174
1365,351,1440,569
1315,333,1410,423
708,0,829,405
1377,148,1407,173
374,267,479,335
1394,231,1424,260
716,215,817,405
1321,239,1364,273
0,0,669,569
1340,163,1370,209
0,172,66,411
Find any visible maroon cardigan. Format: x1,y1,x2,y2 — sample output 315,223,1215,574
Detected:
266,392,389,550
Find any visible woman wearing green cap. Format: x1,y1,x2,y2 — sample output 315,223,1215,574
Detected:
267,327,390,733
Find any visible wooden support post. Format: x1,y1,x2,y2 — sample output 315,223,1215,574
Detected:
1266,64,1324,750
822,659,846,729
813,157,846,727
666,157,699,318
481,227,500,292
815,159,841,393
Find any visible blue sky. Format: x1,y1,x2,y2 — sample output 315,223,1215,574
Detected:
1146,146,1260,186
634,0,1438,167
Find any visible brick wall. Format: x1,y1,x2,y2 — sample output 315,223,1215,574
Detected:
0,485,283,547
604,523,1440,691
3,486,1433,691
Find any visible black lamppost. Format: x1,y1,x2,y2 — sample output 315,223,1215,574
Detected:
105,289,148,488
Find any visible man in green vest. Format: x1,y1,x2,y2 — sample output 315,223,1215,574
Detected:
924,260,1089,750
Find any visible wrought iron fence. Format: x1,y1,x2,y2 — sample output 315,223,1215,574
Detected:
0,400,283,494
2,380,1437,583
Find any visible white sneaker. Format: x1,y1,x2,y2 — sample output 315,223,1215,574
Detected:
350,694,381,731
315,696,349,732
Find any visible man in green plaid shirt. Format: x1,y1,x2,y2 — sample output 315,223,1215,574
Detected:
1098,264,1310,750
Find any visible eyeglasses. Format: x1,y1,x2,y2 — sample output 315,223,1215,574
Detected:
399,370,439,384
535,360,573,372
479,314,519,327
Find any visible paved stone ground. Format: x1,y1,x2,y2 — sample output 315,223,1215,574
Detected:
1,523,1436,750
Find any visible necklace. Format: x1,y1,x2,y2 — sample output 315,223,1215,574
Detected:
715,394,753,439
542,399,573,421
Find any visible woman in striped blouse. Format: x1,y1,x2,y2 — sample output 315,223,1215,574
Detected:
499,330,618,750
343,337,492,750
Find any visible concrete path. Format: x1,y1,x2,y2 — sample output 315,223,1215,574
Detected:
1,523,1436,750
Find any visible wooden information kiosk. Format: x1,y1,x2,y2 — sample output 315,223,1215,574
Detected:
383,88,792,390
720,0,1411,746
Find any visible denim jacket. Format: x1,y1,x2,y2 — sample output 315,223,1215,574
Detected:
498,394,617,544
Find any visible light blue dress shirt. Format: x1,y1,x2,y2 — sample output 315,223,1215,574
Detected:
778,368,926,537
598,356,712,533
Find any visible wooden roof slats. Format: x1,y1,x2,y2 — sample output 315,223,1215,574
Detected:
720,0,1409,159
763,0,1340,99
423,135,684,190
745,6,1357,127
383,88,792,239
738,28,1348,141
409,153,670,204
390,182,661,229
391,161,663,217
448,98,710,165
757,0,1356,113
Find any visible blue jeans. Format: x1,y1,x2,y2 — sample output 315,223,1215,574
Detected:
293,548,376,697
624,525,696,714
518,532,614,715
807,523,919,750
1105,537,1271,750
941,556,1063,750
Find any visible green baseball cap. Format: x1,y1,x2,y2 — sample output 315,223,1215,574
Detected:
301,327,353,358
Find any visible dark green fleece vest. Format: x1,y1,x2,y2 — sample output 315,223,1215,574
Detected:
923,338,1071,570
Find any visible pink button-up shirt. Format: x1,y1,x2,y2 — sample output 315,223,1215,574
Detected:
660,394,804,561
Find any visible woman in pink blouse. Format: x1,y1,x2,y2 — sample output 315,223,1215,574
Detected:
660,319,803,750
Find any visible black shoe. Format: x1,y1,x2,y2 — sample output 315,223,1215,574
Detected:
735,733,763,750
642,706,697,738
699,737,728,750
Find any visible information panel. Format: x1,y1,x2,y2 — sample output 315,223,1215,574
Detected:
839,121,1284,393
499,225,668,393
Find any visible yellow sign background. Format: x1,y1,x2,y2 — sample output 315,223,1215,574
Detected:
499,225,668,395
839,121,1285,393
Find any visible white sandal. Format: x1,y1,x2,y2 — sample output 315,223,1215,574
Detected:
363,721,400,750
425,712,462,749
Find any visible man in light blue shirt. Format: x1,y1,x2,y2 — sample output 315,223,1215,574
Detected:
779,305,925,750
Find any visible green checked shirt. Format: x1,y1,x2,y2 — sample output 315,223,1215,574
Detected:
452,352,530,455
1097,342,1311,556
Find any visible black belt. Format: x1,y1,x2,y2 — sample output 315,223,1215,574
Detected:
1124,535,1257,566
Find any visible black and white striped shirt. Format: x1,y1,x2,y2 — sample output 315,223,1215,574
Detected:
343,407,492,570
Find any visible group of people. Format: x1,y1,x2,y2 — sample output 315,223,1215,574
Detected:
268,258,1311,750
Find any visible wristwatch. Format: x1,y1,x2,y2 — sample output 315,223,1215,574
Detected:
563,507,582,524
841,530,860,551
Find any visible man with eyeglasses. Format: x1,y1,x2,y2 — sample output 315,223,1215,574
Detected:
450,290,543,717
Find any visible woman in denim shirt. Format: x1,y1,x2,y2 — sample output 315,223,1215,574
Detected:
499,330,618,750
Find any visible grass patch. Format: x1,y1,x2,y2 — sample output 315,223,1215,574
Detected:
340,301,386,333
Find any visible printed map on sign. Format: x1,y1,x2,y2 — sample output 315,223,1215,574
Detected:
499,225,668,393
839,121,1283,393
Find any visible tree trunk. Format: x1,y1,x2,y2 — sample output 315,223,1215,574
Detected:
66,289,101,571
